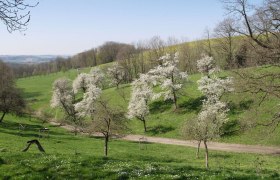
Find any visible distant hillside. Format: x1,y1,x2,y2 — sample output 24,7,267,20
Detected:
16,65,280,146
0,55,69,64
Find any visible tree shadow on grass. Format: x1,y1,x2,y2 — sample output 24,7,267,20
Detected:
178,96,205,114
0,129,40,138
228,100,254,116
0,121,43,130
222,119,241,137
0,121,72,138
128,141,153,145
89,136,104,140
147,125,175,135
149,100,173,114
210,154,231,159
19,90,42,100
0,158,6,165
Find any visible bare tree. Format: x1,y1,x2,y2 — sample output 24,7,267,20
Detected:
203,27,213,56
146,36,166,67
88,99,128,156
166,36,179,54
214,18,237,69
178,42,199,74
234,69,280,130
117,45,136,83
134,41,148,74
149,36,166,59
222,0,280,130
0,61,25,122
222,0,280,60
0,88,25,122
234,41,249,67
0,0,38,32
107,62,125,88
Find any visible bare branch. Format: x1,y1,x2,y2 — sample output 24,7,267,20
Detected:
0,0,38,32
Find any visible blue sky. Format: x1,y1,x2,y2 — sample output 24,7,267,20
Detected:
0,0,257,55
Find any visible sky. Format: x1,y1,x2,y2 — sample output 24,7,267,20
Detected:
0,0,260,55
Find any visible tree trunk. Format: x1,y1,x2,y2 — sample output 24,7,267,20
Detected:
142,119,147,132
104,135,109,156
82,87,86,93
173,92,178,110
196,140,201,159
74,126,78,136
171,74,178,110
0,112,6,123
203,140,209,168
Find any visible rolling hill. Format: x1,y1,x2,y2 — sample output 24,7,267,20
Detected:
15,64,280,146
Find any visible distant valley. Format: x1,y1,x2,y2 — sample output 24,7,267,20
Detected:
0,55,69,64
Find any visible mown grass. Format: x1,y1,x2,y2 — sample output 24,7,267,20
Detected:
16,65,280,146
0,115,280,179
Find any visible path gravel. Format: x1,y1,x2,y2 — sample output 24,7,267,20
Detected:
49,121,280,155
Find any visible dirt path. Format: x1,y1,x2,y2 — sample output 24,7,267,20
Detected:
49,121,280,155
123,135,280,155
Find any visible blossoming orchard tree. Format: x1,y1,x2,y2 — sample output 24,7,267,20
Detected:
127,52,187,131
183,54,233,168
74,84,102,118
107,62,125,88
72,73,90,93
148,52,188,109
127,74,159,132
88,67,105,88
196,54,218,76
73,67,104,94
56,68,127,157
51,74,102,135
71,67,127,156
51,78,81,135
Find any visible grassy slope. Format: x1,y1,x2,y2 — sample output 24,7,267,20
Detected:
0,115,280,179
16,66,280,146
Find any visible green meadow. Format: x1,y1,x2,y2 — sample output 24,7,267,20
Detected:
16,65,280,145
0,64,278,179
0,115,279,179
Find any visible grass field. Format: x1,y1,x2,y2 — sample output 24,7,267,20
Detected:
0,115,280,179
16,65,280,146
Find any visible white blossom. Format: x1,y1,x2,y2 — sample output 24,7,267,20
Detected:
127,73,159,121
197,54,219,75
196,100,229,139
148,52,188,104
198,75,234,102
107,62,125,88
72,68,103,118
75,84,102,118
131,74,158,100
194,56,234,140
127,96,149,120
73,73,90,93
88,67,104,87
50,78,74,108
73,68,104,93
